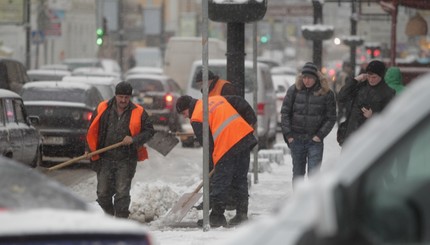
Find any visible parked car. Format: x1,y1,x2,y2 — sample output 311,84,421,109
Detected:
0,157,154,245
27,69,71,81
20,81,104,159
62,75,118,100
126,74,183,132
226,73,430,245
271,66,296,128
185,59,277,149
0,58,30,93
0,89,42,168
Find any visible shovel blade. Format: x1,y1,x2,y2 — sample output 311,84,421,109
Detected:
163,192,203,225
147,131,179,156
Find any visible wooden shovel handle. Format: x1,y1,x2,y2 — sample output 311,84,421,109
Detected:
47,141,125,171
181,168,215,207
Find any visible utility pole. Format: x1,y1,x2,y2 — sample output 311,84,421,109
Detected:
25,1,31,69
117,0,125,71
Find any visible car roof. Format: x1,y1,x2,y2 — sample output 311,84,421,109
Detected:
22,81,93,90
27,69,71,76
126,73,171,81
62,75,119,85
0,89,21,99
191,59,269,69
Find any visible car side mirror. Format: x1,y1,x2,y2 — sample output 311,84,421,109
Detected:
27,115,40,126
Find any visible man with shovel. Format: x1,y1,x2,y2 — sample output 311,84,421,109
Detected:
86,81,155,218
176,95,257,227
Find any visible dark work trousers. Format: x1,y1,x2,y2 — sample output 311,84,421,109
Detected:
290,138,323,188
210,148,250,214
96,158,137,218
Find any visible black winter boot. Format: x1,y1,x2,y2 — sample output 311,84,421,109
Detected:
228,201,248,226
197,203,227,227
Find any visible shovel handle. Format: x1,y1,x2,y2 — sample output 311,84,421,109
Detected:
47,141,125,171
181,168,215,208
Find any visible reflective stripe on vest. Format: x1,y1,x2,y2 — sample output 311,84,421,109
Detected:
86,101,148,161
191,96,253,165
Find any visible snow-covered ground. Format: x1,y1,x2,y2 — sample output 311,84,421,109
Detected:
69,128,341,245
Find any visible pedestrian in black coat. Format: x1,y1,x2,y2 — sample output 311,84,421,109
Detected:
337,60,395,145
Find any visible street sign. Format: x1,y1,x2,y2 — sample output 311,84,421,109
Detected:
31,30,45,45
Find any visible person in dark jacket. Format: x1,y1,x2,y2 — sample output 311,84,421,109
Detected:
86,81,155,218
337,60,395,145
280,62,337,188
194,69,238,96
176,95,257,227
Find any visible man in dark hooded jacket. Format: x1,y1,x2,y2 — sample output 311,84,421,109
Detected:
337,60,395,145
280,62,336,188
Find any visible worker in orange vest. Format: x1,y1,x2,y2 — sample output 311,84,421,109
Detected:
176,95,257,227
194,69,238,96
86,81,155,218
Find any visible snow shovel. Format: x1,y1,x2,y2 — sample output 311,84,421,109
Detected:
47,141,125,171
163,169,215,225
146,131,194,156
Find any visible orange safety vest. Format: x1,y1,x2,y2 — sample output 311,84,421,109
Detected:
86,101,148,161
191,96,253,165
209,79,230,97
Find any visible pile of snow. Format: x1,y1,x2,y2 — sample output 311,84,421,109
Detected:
130,182,179,223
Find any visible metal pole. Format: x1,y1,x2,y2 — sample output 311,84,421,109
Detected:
390,0,398,66
201,0,210,232
350,0,357,76
252,22,259,184
118,0,124,71
25,0,31,69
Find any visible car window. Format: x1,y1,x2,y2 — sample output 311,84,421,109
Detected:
167,79,182,93
356,114,430,242
0,100,4,125
86,88,103,108
12,99,25,123
128,79,164,92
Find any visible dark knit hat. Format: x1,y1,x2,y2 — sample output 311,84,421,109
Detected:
115,81,133,95
194,69,216,83
176,95,194,113
366,60,386,78
301,62,318,79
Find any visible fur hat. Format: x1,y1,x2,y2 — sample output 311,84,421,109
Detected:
176,95,195,113
115,81,133,95
301,62,318,79
366,60,386,78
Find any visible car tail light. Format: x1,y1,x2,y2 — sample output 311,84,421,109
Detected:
84,111,93,121
164,94,174,109
257,103,265,115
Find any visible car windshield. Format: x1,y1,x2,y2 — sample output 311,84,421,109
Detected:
21,87,87,103
128,79,164,92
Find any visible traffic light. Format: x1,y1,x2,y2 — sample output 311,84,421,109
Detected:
366,47,381,58
260,35,270,44
96,28,104,46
